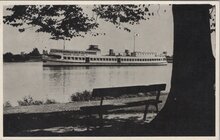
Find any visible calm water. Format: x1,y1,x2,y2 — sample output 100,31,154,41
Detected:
4,62,172,106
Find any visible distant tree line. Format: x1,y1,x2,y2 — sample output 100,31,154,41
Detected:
3,48,42,62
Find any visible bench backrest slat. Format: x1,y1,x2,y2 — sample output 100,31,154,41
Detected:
92,84,166,97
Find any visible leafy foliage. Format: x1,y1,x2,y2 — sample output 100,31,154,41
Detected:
17,96,58,106
3,52,14,62
44,99,57,104
92,5,151,32
4,5,98,40
209,6,216,33
17,96,43,106
4,5,151,39
3,101,12,108
70,90,93,101
29,48,41,56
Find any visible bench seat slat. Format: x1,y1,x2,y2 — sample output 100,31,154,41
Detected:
80,99,162,113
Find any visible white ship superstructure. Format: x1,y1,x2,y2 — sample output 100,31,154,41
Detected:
43,45,167,66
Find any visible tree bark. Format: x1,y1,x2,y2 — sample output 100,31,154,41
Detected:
146,5,215,136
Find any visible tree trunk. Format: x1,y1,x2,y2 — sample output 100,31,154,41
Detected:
146,5,215,136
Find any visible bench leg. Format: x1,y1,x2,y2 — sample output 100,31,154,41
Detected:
98,111,104,129
143,104,149,120
155,104,159,113
85,113,92,131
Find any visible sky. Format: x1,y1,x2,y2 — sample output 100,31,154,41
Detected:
3,4,215,56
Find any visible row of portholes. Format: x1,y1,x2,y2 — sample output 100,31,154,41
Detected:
63,57,166,61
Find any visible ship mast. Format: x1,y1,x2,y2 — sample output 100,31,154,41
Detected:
133,33,139,54
133,33,136,53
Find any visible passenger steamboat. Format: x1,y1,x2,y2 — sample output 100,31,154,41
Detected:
43,45,167,66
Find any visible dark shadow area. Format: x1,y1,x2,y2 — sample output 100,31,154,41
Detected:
4,107,160,136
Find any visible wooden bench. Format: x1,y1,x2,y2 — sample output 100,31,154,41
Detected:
80,84,166,123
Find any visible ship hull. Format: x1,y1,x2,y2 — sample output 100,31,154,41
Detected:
43,59,167,67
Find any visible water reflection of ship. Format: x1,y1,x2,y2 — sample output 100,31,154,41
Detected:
43,45,168,66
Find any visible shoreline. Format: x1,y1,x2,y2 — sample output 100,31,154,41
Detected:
4,94,168,115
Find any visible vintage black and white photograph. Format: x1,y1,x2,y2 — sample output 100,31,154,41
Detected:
2,1,219,138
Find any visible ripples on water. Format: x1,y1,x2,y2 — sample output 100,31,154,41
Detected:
4,62,172,106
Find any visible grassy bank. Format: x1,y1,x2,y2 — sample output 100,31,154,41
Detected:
4,93,168,114
4,93,168,136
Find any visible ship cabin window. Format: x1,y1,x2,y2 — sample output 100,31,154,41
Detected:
94,58,96,61
79,57,82,60
68,57,70,60
75,57,78,60
72,57,74,60
91,58,93,61
96,58,99,61
63,57,67,59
